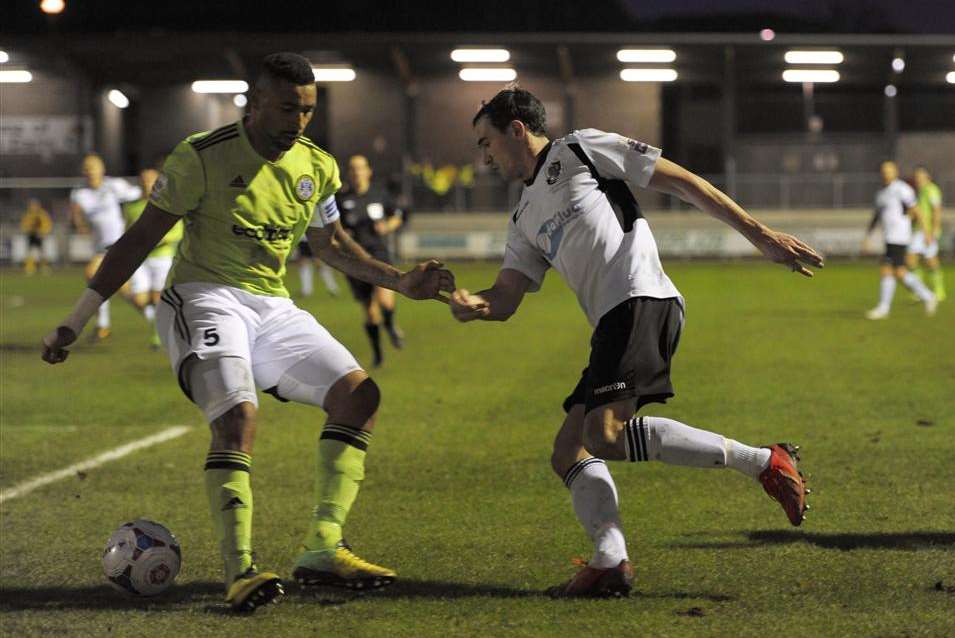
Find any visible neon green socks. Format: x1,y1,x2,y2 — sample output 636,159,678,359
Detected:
301,424,371,554
204,450,254,586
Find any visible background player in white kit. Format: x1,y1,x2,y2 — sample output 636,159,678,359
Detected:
70,153,150,341
862,161,936,319
123,167,184,348
450,87,822,598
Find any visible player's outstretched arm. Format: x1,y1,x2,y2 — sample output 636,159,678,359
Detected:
41,203,181,364
648,157,824,277
450,268,532,322
307,223,454,302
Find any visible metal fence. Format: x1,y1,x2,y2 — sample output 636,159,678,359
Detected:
2,172,953,225
407,172,955,213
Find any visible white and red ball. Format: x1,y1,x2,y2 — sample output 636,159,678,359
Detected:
102,519,181,596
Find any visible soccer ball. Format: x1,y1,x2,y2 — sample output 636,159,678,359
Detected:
102,519,181,596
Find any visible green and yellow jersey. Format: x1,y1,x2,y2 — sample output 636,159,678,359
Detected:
917,182,942,238
150,119,341,297
124,198,183,258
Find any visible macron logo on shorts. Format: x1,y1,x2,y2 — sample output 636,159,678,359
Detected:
594,382,627,395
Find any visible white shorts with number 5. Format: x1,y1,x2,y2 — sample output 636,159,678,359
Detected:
156,281,361,409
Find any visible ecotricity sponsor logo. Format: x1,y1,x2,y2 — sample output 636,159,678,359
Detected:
231,224,294,243
536,203,584,259
594,381,627,395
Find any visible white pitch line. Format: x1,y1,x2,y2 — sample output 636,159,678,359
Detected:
0,425,192,505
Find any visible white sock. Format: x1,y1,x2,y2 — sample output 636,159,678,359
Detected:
625,416,727,468
299,261,314,296
97,300,110,329
724,439,771,479
564,457,628,569
877,275,896,311
319,263,339,294
143,304,156,323
901,272,934,303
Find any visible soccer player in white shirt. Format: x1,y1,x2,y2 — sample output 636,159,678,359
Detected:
69,153,150,340
861,161,937,319
450,88,823,598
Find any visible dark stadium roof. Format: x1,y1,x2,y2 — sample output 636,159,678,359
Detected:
5,0,955,35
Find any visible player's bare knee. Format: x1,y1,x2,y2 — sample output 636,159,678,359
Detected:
325,372,379,428
210,402,257,452
552,406,586,476
582,418,624,459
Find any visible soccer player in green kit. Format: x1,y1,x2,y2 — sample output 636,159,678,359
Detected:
906,165,946,302
41,53,455,612
123,167,183,348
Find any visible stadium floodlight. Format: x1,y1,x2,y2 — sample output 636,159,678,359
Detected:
191,80,249,94
620,68,678,82
40,0,65,14
108,89,129,109
948,71,955,84
233,94,248,107
312,67,356,82
451,49,510,63
0,50,8,64
459,68,517,82
616,49,676,63
891,57,905,73
0,70,32,83
782,69,840,83
884,84,897,97
784,50,844,64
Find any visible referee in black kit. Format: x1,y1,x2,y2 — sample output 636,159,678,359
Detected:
338,154,406,367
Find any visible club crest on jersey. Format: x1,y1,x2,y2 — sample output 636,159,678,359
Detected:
624,138,649,154
149,173,169,202
546,160,562,185
295,175,315,202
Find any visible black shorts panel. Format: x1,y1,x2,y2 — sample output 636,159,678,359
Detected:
27,234,43,248
882,244,907,268
562,297,684,415
346,251,392,302
298,239,314,259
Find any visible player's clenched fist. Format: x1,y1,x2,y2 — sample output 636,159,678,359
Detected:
41,326,77,365
450,289,490,322
397,259,456,301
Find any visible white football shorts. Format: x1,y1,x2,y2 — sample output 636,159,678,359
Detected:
156,281,361,413
127,265,151,295
142,256,173,292
908,231,939,259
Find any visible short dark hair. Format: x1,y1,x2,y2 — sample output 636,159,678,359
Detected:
472,86,547,135
257,52,314,87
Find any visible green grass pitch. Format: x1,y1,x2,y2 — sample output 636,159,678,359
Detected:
1,261,953,637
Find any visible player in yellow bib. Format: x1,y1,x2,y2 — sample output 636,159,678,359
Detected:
123,167,184,348
42,53,454,612
906,165,945,302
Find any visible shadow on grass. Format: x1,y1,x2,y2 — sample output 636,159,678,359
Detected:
0,578,735,611
295,579,734,604
672,530,955,551
0,581,223,611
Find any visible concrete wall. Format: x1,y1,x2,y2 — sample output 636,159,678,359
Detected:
896,132,955,178
574,75,661,147
136,85,243,168
325,70,405,177
0,70,93,177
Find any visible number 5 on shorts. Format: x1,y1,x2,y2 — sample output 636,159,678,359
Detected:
203,327,220,346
